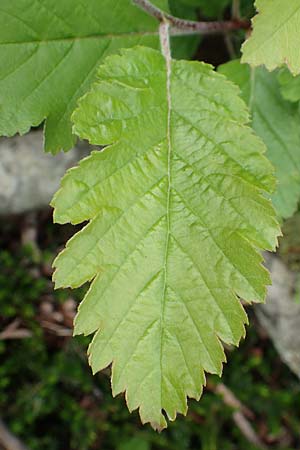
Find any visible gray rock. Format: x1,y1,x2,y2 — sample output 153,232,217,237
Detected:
256,254,300,378
0,131,90,215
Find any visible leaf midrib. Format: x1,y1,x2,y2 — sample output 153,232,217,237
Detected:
160,43,173,412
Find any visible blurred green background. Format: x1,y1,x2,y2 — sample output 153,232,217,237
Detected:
1,212,300,450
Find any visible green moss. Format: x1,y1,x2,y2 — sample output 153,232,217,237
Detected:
1,225,299,449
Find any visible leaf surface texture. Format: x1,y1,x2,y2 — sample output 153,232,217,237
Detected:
52,47,279,429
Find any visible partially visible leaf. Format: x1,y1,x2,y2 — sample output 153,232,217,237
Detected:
169,0,196,18
52,47,279,429
179,0,254,19
220,60,300,219
277,69,300,103
152,0,169,8
239,0,256,19
177,0,231,17
175,0,200,5
174,0,201,6
198,0,231,17
168,0,201,59
0,0,178,154
242,0,300,75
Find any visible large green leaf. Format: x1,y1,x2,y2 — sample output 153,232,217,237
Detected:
220,60,300,219
0,0,171,153
52,47,279,429
242,0,300,75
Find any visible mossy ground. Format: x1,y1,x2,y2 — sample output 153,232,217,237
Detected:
0,210,299,450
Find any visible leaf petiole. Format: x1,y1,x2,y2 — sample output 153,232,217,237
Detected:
133,0,250,35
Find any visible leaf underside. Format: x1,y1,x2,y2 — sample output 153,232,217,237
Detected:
0,0,170,153
52,47,279,429
219,60,300,220
242,0,300,75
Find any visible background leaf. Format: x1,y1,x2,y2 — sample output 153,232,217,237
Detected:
277,68,300,103
52,47,279,429
168,0,201,59
219,60,300,219
0,0,189,154
178,0,231,18
172,0,254,19
242,0,300,74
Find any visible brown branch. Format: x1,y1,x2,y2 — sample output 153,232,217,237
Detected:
215,383,254,419
40,320,72,337
0,329,32,340
0,320,32,340
233,412,268,450
215,383,268,450
0,419,29,450
132,0,250,35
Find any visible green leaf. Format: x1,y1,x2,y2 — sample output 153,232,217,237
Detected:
52,47,279,429
197,0,231,17
152,0,169,8
176,0,230,17
242,0,300,75
168,0,201,59
219,60,300,219
277,68,300,103
181,0,254,19
0,0,171,154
